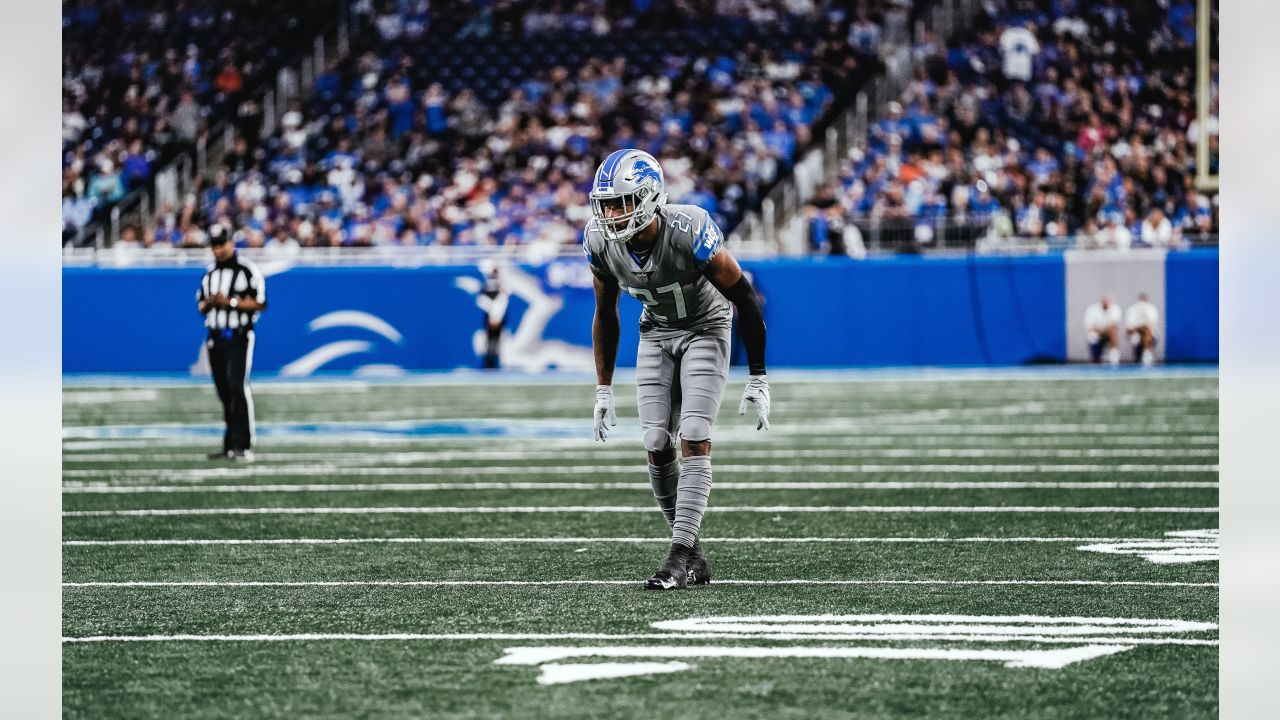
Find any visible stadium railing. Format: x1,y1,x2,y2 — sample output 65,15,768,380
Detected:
59,232,1219,270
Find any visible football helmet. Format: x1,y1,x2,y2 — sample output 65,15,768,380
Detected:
589,149,668,243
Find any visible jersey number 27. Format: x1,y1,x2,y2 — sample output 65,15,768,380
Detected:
626,283,687,321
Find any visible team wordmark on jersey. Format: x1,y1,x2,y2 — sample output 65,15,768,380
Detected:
1077,529,1218,564
494,613,1218,685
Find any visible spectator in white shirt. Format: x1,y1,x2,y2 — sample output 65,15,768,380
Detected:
1093,214,1132,250
1140,208,1177,248
1084,294,1123,366
999,22,1040,83
1126,292,1160,367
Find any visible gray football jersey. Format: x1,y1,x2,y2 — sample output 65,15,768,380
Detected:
584,204,732,338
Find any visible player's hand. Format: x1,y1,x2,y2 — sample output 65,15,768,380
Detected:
593,385,617,441
738,375,771,430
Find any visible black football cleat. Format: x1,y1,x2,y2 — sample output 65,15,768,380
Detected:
644,554,689,591
686,542,712,586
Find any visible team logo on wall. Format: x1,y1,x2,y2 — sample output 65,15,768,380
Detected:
454,262,595,371
280,310,408,377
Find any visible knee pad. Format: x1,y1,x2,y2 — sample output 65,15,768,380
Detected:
643,428,674,453
678,417,712,444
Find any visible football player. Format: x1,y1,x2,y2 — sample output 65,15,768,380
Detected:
584,149,770,591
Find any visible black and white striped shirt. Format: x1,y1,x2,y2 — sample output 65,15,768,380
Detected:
198,254,267,332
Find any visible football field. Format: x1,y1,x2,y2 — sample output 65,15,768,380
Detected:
62,370,1219,719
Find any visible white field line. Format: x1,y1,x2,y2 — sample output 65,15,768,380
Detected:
62,579,1218,589
59,448,1222,463
62,535,1217,547
60,481,1221,494
63,387,1215,407
60,464,1219,481
58,367,1216,387
819,396,1213,428
62,389,161,405
60,435,1220,451
62,505,1220,518
60,632,1219,646
59,631,1220,646
60,422,1217,438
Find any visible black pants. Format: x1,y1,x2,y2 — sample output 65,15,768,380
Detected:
484,321,502,369
208,330,255,452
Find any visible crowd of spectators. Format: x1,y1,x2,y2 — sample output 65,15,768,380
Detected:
808,0,1219,254
117,0,897,250
61,0,340,244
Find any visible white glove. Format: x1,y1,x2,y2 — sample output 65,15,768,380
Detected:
593,385,617,441
738,375,771,430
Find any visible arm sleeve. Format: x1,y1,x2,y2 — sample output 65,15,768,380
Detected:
721,275,766,375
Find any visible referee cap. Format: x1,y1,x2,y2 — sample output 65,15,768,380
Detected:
208,224,231,245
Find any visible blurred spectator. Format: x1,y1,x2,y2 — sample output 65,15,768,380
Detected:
1140,208,1178,249
1126,292,1160,367
804,184,849,255
88,159,125,206
1084,294,1122,366
999,21,1039,83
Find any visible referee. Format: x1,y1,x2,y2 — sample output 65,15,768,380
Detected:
197,225,267,460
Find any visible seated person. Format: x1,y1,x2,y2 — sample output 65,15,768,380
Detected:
1083,294,1122,366
1126,292,1160,367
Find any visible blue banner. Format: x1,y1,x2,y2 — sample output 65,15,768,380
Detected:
62,251,1217,374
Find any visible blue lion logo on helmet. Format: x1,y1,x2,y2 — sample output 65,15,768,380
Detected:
629,159,662,186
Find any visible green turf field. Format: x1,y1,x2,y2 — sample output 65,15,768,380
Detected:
62,371,1219,719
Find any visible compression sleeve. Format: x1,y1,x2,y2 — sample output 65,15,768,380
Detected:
722,275,766,376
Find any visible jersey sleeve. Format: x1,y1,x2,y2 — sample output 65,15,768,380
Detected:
690,210,724,270
582,221,611,277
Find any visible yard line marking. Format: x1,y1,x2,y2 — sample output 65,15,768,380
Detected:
1077,529,1220,565
60,435,1220,451
63,579,1218,589
62,535,1218,547
59,448,1222,463
61,481,1221,494
59,632,1220,646
59,464,1219,480
62,505,1221,517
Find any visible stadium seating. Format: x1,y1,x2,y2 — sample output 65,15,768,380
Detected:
177,2,867,249
811,0,1219,253
61,0,340,243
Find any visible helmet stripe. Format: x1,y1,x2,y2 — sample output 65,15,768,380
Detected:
599,149,631,185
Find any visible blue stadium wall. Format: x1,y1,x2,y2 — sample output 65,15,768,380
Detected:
62,250,1217,374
